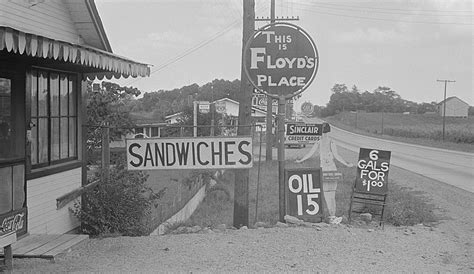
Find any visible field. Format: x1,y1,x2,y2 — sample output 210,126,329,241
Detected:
325,112,474,152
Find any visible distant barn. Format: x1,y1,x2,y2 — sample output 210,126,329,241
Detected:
437,96,469,118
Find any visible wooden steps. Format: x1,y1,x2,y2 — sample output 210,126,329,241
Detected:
0,234,88,259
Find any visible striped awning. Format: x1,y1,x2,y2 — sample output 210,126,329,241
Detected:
0,27,150,80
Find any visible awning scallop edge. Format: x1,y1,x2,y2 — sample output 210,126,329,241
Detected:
0,27,150,80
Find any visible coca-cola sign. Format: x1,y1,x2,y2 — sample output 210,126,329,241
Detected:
0,208,27,236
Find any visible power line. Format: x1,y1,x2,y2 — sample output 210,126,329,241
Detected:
300,2,473,17
301,1,473,14
125,3,268,87
124,19,240,86
292,5,473,26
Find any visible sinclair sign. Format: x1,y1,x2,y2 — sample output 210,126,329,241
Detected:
285,123,322,144
244,22,319,98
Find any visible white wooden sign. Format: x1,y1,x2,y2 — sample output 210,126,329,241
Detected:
126,136,253,170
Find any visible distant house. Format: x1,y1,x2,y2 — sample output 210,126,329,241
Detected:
165,112,184,124
110,114,167,148
437,96,469,117
165,98,271,126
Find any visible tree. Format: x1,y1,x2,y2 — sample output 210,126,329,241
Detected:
86,81,141,161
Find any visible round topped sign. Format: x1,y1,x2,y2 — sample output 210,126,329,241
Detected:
301,101,314,116
244,22,319,99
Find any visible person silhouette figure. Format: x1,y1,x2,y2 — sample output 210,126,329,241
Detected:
295,122,353,224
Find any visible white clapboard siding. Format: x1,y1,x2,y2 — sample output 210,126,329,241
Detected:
0,0,83,44
27,168,81,234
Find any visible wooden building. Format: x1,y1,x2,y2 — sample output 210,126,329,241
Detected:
0,0,150,237
437,96,469,118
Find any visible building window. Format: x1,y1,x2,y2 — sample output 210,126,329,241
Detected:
151,127,159,137
30,69,77,168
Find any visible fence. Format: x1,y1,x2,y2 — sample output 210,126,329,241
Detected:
83,123,266,232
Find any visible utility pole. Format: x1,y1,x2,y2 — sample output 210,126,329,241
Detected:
264,0,276,162
437,79,456,141
233,0,255,228
210,85,215,136
260,0,299,162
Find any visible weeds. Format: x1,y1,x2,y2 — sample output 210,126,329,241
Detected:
185,159,440,228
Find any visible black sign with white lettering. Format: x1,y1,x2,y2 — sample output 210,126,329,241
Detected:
355,148,391,195
285,168,323,222
285,123,322,136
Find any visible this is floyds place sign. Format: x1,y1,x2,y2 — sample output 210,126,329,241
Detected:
244,22,319,98
126,136,253,170
285,123,322,144
355,148,391,195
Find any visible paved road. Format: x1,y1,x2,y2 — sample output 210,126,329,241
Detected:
305,118,474,193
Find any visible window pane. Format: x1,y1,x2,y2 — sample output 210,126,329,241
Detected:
51,117,60,161
69,117,77,157
13,164,25,210
69,76,76,116
50,73,59,117
38,71,48,117
0,78,13,160
31,118,38,165
31,70,38,118
38,118,49,163
60,117,68,159
0,166,13,214
60,74,68,116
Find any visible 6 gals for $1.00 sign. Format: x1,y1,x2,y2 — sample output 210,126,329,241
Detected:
355,148,392,195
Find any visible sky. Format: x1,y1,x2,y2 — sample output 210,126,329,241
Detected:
94,0,473,110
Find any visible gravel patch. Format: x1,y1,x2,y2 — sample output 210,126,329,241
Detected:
10,147,474,272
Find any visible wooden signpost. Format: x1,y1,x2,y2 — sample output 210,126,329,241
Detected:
243,22,319,222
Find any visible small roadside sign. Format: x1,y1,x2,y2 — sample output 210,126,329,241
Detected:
285,168,323,222
215,101,226,113
199,102,210,113
355,148,391,195
300,102,314,116
285,123,322,145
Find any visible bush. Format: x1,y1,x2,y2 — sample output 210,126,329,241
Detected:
72,159,164,236
384,186,438,226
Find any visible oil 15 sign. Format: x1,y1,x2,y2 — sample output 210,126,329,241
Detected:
285,168,323,222
355,148,391,195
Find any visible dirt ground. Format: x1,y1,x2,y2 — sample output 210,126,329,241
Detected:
7,147,474,272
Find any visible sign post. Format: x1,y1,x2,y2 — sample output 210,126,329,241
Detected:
244,22,319,222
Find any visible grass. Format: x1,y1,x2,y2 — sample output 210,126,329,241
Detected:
184,158,438,228
325,112,474,152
